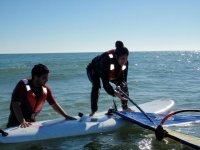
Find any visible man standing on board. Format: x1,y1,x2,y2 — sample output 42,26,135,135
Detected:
7,64,75,128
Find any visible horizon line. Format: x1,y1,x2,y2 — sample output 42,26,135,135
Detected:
0,49,200,55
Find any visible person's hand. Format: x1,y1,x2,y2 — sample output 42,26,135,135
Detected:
114,91,128,101
121,97,128,101
20,120,32,128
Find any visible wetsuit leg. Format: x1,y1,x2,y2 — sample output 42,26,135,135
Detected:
121,100,128,110
119,83,129,110
91,77,101,112
86,63,101,113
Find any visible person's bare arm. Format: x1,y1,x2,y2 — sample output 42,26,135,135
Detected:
51,103,76,120
11,101,32,128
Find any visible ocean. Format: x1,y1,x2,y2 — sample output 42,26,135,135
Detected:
0,51,200,150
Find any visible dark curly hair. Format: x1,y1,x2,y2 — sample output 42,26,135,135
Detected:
31,64,49,79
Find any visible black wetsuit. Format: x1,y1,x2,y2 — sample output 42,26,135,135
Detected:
86,50,129,113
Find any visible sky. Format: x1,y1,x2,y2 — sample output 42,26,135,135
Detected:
0,0,200,54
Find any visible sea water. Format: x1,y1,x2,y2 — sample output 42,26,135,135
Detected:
0,51,199,150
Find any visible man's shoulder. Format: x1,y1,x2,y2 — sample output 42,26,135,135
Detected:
17,79,26,86
12,79,27,95
19,79,32,84
43,84,52,92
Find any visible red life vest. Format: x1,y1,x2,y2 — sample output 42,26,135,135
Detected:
22,79,47,114
107,50,127,81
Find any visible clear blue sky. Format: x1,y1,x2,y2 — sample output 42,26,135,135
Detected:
0,0,200,54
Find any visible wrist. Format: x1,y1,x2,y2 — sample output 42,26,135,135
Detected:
19,118,25,124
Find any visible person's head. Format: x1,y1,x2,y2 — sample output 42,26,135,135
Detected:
115,41,129,66
31,64,49,86
115,41,124,49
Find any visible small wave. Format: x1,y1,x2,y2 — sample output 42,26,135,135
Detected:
0,66,29,77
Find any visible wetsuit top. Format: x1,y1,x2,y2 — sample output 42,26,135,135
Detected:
91,49,128,96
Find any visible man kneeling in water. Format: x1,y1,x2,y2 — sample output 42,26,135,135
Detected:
7,64,75,128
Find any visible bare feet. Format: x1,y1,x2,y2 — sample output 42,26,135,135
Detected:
89,112,95,117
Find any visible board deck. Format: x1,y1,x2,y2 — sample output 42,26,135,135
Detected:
0,99,174,143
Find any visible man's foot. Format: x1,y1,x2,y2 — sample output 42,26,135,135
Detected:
89,112,95,117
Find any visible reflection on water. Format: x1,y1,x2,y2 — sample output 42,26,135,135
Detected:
138,137,152,150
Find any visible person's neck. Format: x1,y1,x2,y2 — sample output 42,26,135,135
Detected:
32,79,41,87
